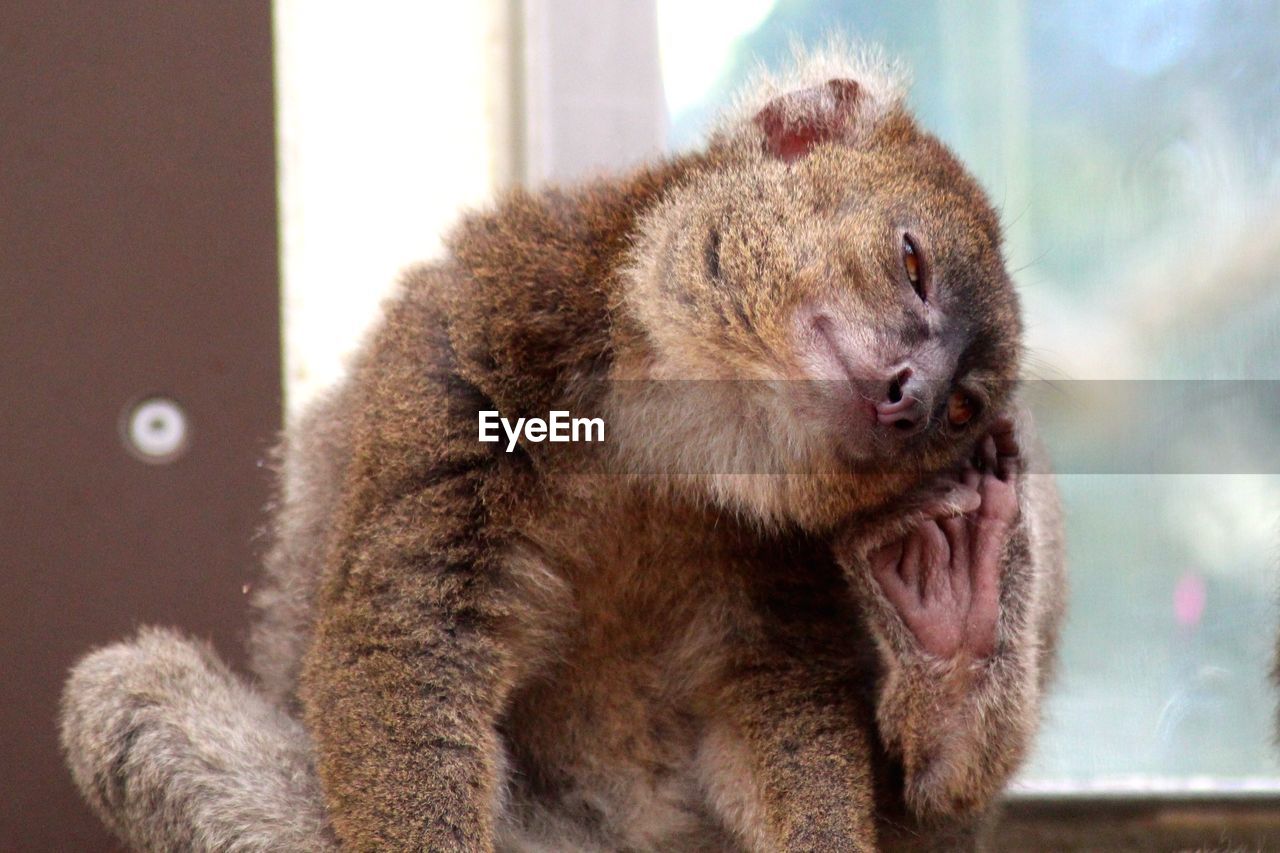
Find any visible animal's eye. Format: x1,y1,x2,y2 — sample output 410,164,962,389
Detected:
902,233,925,302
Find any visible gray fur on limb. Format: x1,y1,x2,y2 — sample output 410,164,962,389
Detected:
60,627,335,852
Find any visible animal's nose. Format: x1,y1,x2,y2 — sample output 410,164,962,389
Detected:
876,368,931,435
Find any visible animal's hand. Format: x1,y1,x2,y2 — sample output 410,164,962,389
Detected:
864,416,1019,660
832,416,1046,820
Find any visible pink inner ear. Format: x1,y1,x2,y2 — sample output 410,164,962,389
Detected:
754,78,862,162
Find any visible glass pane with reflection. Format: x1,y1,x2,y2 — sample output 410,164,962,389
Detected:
657,0,1280,790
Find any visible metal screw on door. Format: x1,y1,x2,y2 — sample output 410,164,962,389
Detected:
123,397,189,463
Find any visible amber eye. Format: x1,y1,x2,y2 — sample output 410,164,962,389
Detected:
902,233,925,302
947,389,977,427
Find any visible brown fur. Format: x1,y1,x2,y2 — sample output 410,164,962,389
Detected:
61,50,1065,852
295,59,1063,851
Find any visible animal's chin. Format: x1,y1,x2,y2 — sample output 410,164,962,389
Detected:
816,420,985,511
793,397,924,475
831,436,904,471
758,467,924,532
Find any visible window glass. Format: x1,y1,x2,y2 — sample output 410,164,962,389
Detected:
658,0,1280,789
274,3,506,416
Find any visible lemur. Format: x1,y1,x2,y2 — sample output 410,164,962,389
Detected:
62,48,1065,852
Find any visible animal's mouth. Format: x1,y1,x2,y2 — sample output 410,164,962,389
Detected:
809,314,879,430
811,313,856,383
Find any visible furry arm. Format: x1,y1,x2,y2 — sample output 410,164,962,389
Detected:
836,414,1064,821
297,278,521,852
300,500,512,851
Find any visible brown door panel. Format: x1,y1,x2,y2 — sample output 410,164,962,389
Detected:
1,3,280,849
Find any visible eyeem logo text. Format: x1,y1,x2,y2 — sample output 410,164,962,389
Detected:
478,410,605,452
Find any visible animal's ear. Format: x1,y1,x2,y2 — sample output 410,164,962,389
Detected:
753,78,862,162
